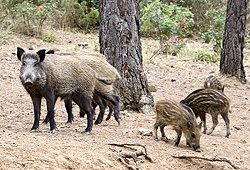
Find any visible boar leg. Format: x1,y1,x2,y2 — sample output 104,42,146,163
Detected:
207,110,218,135
42,97,58,124
64,99,74,125
106,102,113,121
94,96,107,125
160,123,169,142
30,95,42,132
174,129,182,146
45,93,56,134
199,112,207,134
221,112,230,137
153,119,163,141
72,93,93,135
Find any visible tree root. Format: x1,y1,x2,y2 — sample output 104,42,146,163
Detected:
108,143,153,170
171,154,240,169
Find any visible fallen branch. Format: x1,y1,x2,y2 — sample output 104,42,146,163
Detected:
108,143,153,170
171,154,240,169
108,143,153,162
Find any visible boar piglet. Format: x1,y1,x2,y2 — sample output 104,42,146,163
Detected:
153,99,202,152
181,88,231,137
17,47,96,134
204,75,224,92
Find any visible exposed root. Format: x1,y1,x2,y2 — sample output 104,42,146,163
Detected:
108,143,153,170
171,154,240,169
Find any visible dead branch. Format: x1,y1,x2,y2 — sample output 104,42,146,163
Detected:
108,143,153,162
171,154,240,169
148,45,166,61
108,143,153,170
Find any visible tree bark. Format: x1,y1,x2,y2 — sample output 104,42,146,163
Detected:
220,0,248,83
99,0,154,114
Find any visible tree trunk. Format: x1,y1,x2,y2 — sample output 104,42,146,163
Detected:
99,0,154,114
220,0,248,83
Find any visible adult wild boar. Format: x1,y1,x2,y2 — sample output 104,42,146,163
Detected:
17,47,100,134
43,52,121,125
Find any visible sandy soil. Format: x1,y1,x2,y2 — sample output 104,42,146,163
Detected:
0,31,250,170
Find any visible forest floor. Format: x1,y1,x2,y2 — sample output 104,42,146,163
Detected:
0,30,250,170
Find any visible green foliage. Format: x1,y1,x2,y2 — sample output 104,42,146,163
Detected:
93,39,99,51
0,0,57,36
201,7,226,54
140,0,194,40
0,32,10,42
193,49,219,63
244,28,250,49
162,35,186,55
42,33,56,43
59,0,99,30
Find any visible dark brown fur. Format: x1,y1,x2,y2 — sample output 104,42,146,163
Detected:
17,48,96,134
204,75,224,92
153,99,202,152
181,89,231,137
42,52,121,125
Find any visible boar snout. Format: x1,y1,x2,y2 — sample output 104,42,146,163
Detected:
193,145,200,152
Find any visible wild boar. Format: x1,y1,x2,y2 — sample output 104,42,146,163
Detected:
17,47,99,134
204,75,224,92
43,52,121,125
153,99,202,152
181,89,231,137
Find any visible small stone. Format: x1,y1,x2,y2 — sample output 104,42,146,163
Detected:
138,128,153,136
5,57,11,61
149,85,157,92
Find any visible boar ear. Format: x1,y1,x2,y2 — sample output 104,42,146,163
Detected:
197,122,202,130
37,49,46,62
17,47,25,61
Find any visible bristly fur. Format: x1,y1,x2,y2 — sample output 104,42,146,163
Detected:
204,75,224,92
153,99,201,152
181,88,231,137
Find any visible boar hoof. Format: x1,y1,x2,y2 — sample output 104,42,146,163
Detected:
29,129,36,133
50,129,56,134
195,148,201,152
82,130,90,135
161,137,169,142
154,138,159,141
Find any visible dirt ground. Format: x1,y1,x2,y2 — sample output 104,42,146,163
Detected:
0,31,250,170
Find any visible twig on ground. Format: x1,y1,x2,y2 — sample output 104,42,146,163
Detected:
108,143,153,170
171,154,240,169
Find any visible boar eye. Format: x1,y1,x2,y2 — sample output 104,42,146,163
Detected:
191,133,196,138
34,62,38,67
22,61,26,66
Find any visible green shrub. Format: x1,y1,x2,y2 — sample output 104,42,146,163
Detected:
193,49,219,63
162,35,186,56
140,0,194,40
201,7,226,54
0,0,57,36
42,33,56,43
58,0,99,30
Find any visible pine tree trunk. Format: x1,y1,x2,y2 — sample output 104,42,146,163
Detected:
220,0,248,83
99,0,154,114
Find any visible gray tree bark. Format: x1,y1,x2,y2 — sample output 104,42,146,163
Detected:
220,0,248,83
99,0,154,114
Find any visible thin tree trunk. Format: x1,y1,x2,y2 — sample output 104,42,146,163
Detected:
220,0,248,83
99,0,154,113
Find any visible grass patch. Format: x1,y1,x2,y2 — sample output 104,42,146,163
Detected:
193,49,219,63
